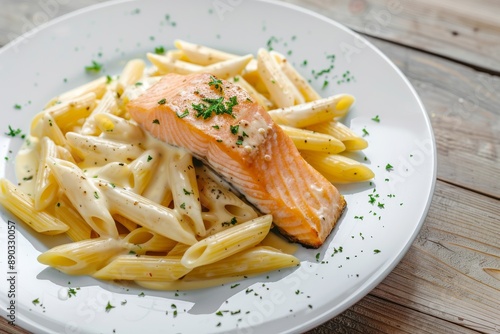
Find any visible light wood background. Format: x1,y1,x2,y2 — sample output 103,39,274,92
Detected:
1,0,499,333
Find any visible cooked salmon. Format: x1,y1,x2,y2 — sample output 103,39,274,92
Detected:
127,73,345,248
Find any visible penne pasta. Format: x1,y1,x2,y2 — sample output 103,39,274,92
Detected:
267,94,355,128
181,215,273,269
93,254,190,281
122,227,177,254
47,157,119,238
44,92,98,133
195,54,254,79
301,152,374,183
257,48,304,108
306,120,369,151
271,50,322,102
65,132,144,167
279,125,346,154
168,149,205,237
37,237,127,275
116,59,146,95
53,195,94,242
80,90,120,135
185,246,299,280
95,179,197,245
128,149,161,194
147,52,203,75
0,179,69,235
174,39,237,65
34,137,59,210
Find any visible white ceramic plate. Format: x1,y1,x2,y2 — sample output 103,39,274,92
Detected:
0,0,436,333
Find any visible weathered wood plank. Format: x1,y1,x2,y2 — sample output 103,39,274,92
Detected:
371,180,500,334
282,0,500,72
367,37,500,198
307,294,481,334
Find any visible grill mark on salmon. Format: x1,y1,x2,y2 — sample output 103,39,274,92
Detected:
127,73,346,248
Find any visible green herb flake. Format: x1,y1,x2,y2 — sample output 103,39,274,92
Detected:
230,284,240,289
5,125,23,138
154,46,166,55
68,288,77,298
32,298,40,306
158,98,167,105
183,188,193,195
192,96,238,119
152,119,160,124
138,292,146,297
235,136,244,146
230,125,239,135
94,191,99,199
212,125,220,130
208,75,224,92
105,302,115,313
371,115,380,122
374,249,381,254
362,128,369,137
14,104,22,110
85,60,103,73
385,163,394,171
177,109,189,118
147,155,153,162
180,203,186,209
106,75,113,84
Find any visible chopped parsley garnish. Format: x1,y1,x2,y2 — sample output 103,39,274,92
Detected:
192,96,238,119
147,155,153,162
105,301,115,312
362,128,369,137
385,163,394,171
138,292,145,297
94,191,99,199
222,217,237,226
177,109,189,118
158,98,167,105
5,125,24,138
152,119,160,124
235,136,244,146
180,202,186,209
212,125,220,130
230,124,239,135
85,60,103,73
68,287,78,298
183,188,193,195
32,298,40,306
106,75,113,83
371,115,380,122
208,75,224,92
373,249,381,254
154,46,166,54
14,104,22,110
230,284,240,289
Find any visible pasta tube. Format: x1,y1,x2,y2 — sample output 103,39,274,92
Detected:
271,51,321,102
47,157,118,238
185,246,299,280
34,137,59,210
123,227,177,254
117,59,146,95
0,179,69,235
306,120,368,151
174,39,237,65
46,76,107,107
257,48,304,108
181,214,273,269
37,237,127,275
95,180,198,245
93,255,190,281
168,150,205,237
267,94,354,128
302,152,374,183
279,125,346,154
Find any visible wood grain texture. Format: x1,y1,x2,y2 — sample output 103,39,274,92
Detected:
282,0,500,72
367,38,500,198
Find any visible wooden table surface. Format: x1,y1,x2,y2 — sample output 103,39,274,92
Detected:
1,0,499,333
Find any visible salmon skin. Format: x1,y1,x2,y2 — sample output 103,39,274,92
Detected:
127,73,345,248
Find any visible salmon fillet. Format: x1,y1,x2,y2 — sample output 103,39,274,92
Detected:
127,73,345,248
